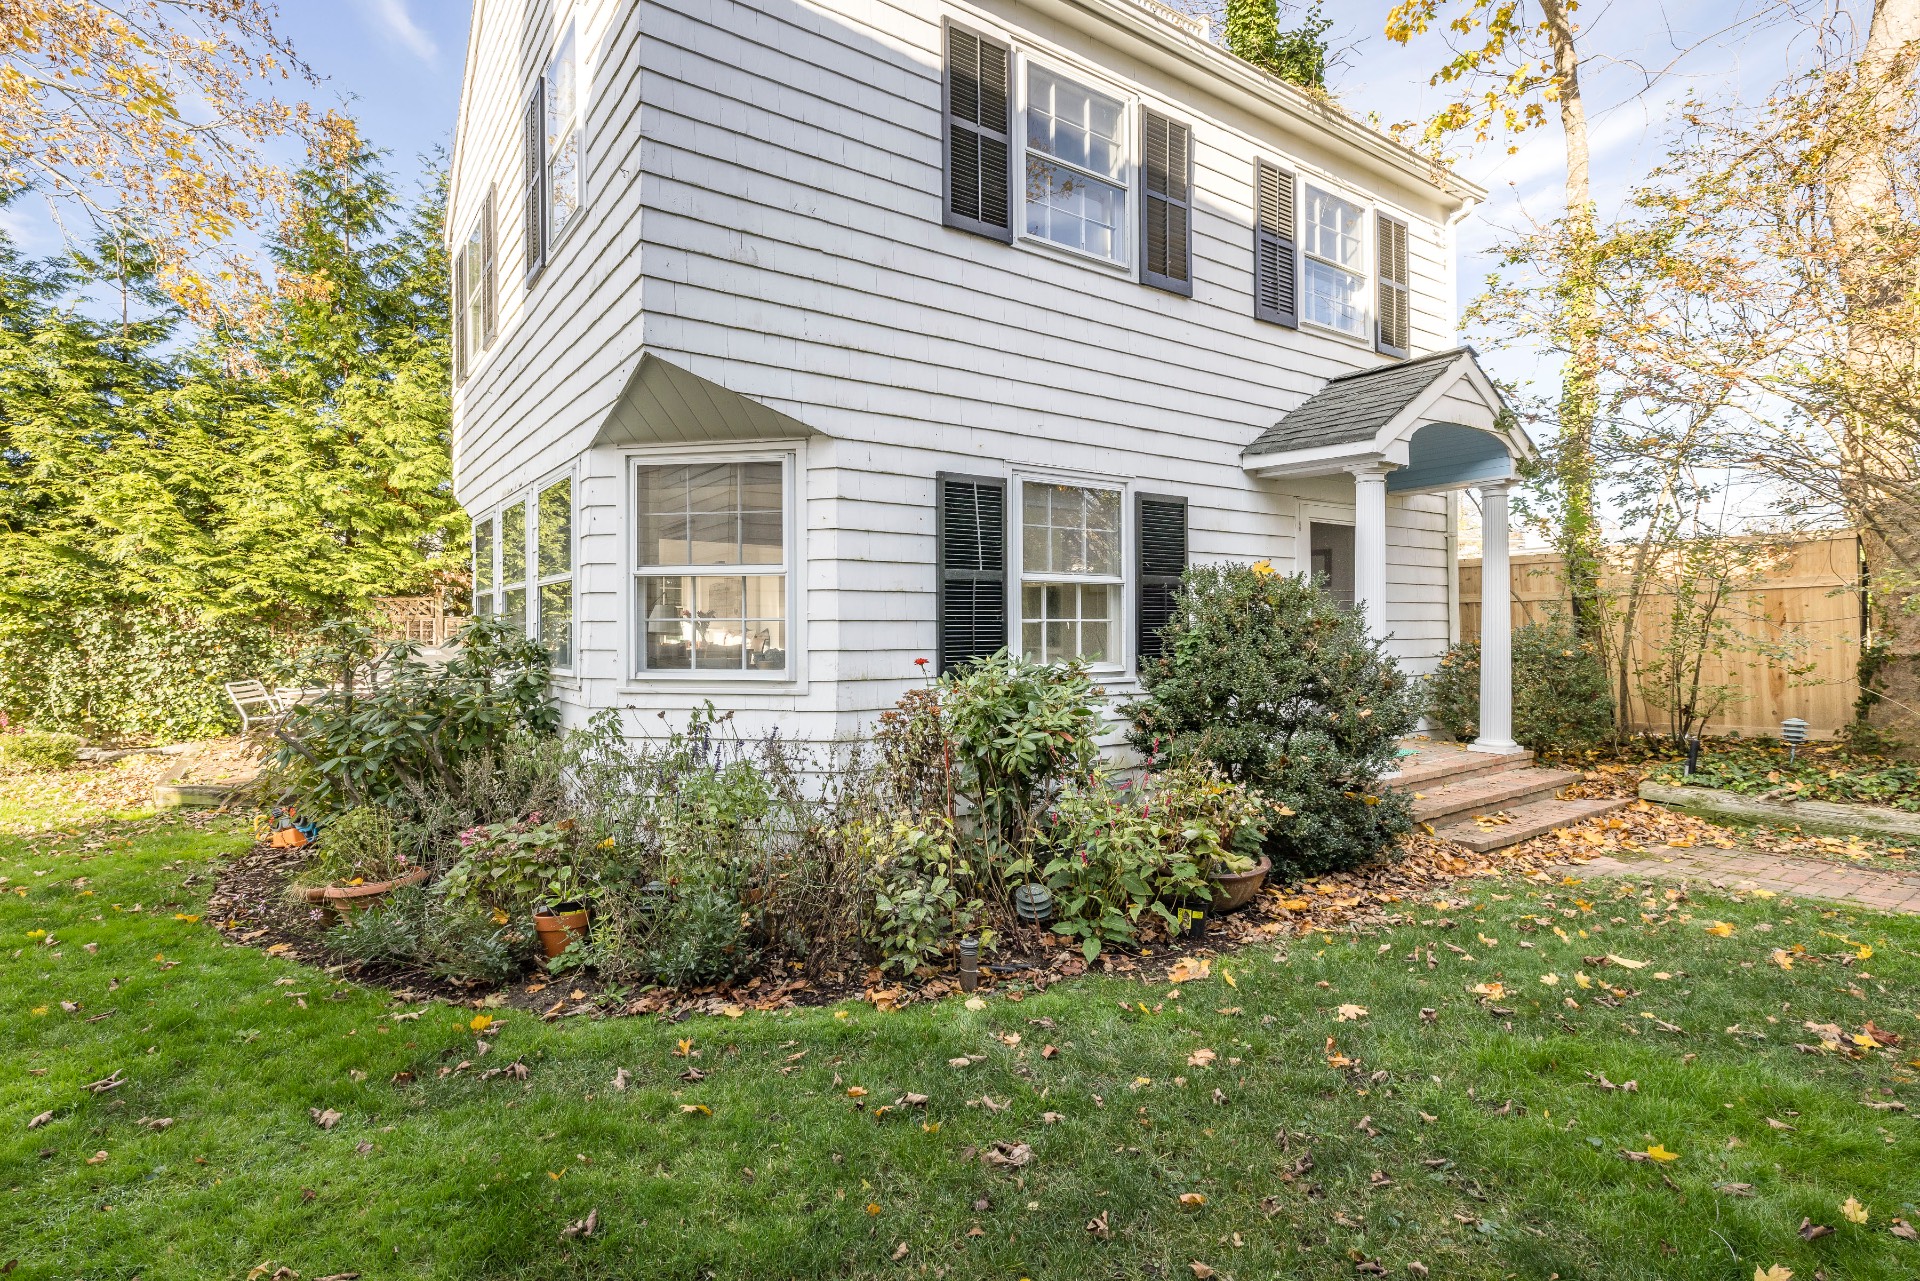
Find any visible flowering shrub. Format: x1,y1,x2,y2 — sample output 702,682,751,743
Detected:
435,815,584,915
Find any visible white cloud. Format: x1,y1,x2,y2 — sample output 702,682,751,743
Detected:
356,0,437,62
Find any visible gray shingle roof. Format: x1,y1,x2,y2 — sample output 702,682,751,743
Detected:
1244,347,1472,458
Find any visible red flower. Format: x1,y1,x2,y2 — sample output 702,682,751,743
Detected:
913,657,929,667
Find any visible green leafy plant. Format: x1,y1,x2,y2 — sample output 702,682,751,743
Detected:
861,816,986,977
0,730,85,770
1646,738,1920,813
1126,564,1419,880
324,885,426,965
298,804,414,887
267,616,558,815
634,861,757,987
1427,621,1615,753
435,816,582,917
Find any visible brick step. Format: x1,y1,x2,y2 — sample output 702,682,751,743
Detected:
1429,795,1634,854
1409,767,1584,824
1387,746,1533,791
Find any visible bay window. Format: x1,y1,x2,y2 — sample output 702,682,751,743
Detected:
634,458,790,675
468,473,575,670
1019,480,1122,667
1301,183,1367,338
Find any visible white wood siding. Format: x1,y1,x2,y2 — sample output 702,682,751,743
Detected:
450,0,1469,739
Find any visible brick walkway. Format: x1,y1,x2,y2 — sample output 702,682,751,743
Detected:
1572,846,1920,914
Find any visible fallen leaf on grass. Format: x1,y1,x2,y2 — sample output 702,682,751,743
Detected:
1889,1218,1916,1240
309,1108,342,1130
1754,1268,1793,1281
964,997,987,1012
1168,957,1211,984
1189,1263,1215,1279
1842,1197,1869,1225
611,1068,630,1092
1086,1210,1111,1239
1178,1192,1207,1207
85,1150,107,1165
561,1208,598,1239
1041,1111,1065,1124
680,1104,711,1116
1766,1117,1796,1131
890,1242,908,1261
983,1140,1031,1169
139,1116,173,1131
1716,1182,1756,1197
26,1112,52,1130
1188,1048,1217,1068
1798,1218,1833,1241
1335,1003,1368,1021
1605,954,1649,969
1621,1144,1678,1163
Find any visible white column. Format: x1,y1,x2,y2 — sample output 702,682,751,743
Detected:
1471,478,1520,754
1349,463,1393,643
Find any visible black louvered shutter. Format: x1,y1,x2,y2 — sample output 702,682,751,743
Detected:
936,473,1008,674
523,84,545,279
1135,493,1188,667
451,243,468,384
481,183,497,347
942,23,1012,242
1376,213,1410,357
1253,160,1297,327
1140,109,1193,296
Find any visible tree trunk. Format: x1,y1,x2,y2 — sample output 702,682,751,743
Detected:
1538,0,1605,643
1830,0,1920,751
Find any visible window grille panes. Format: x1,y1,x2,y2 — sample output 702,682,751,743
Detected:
535,477,573,667
545,25,580,241
472,516,494,614
1302,185,1366,337
1024,66,1126,263
635,460,788,675
463,224,486,361
1019,481,1122,667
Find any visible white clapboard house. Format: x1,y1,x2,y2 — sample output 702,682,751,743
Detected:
447,0,1532,753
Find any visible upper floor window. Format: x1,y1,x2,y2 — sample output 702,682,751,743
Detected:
1301,184,1366,338
1024,65,1127,265
545,25,581,242
452,186,495,385
634,458,791,676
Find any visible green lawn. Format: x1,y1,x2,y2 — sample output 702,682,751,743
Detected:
4,802,1918,1279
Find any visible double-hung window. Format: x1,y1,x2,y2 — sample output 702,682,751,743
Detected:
452,186,495,385
545,25,581,243
469,474,575,669
1023,65,1128,265
1300,183,1367,338
1019,481,1123,668
634,459,790,676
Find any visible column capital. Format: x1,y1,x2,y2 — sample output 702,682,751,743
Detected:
1345,461,1399,480
1476,475,1513,496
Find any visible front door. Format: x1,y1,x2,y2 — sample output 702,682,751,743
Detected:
1309,521,1355,609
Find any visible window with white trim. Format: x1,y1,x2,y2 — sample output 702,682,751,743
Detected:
1301,183,1367,338
545,24,581,244
469,475,575,669
634,459,790,675
1022,64,1127,264
1019,481,1123,667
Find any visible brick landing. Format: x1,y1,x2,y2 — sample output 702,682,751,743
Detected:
1572,846,1920,914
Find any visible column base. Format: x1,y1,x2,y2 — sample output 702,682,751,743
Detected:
1468,737,1522,755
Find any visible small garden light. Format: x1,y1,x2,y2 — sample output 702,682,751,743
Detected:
1012,883,1053,925
957,935,979,992
1780,717,1809,762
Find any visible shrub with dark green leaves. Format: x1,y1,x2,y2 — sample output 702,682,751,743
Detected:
1427,622,1614,753
1126,564,1419,880
267,616,557,815
0,730,85,770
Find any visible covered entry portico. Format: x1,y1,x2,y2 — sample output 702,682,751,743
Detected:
1242,348,1534,753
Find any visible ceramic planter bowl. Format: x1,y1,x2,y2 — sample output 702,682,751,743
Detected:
533,902,590,959
1207,855,1271,914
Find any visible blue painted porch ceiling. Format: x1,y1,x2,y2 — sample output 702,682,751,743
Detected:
1387,421,1514,494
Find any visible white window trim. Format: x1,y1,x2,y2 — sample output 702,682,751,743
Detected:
1013,51,1136,275
1296,173,1374,345
625,446,803,686
471,464,578,674
544,20,586,255
1011,470,1131,676
460,215,489,375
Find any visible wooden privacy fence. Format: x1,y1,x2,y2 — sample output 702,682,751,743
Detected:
1459,532,1864,739
371,596,462,647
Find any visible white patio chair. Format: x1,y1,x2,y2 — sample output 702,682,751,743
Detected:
223,680,284,734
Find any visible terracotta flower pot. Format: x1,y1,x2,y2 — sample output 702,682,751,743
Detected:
1207,855,1271,914
301,866,428,919
532,903,590,959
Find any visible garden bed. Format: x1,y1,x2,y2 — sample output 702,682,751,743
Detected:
205,828,1577,1017
1638,779,1920,839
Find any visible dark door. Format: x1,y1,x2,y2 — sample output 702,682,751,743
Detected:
1309,522,1355,609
